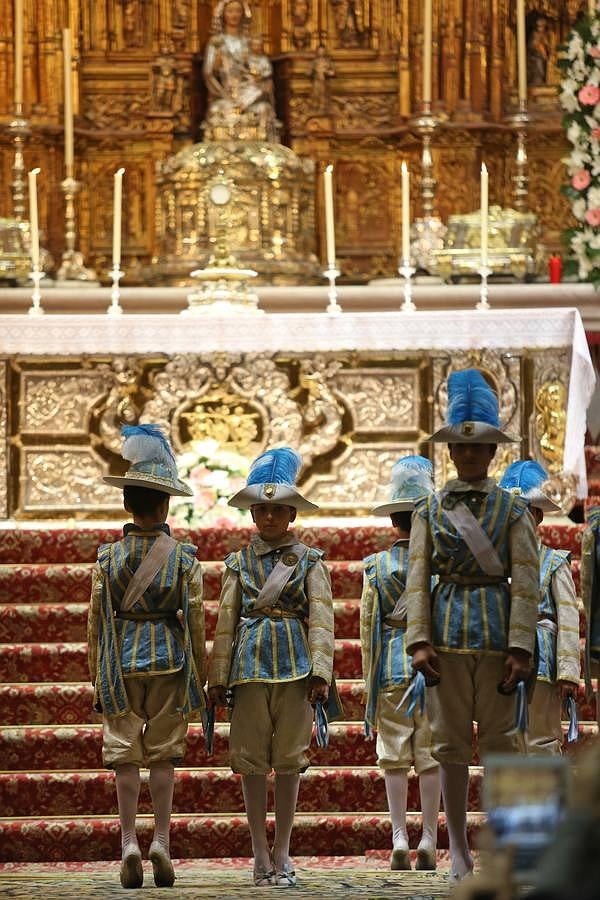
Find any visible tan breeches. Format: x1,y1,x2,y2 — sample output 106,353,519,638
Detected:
375,687,438,773
102,672,187,769
229,679,314,775
527,680,563,755
426,651,523,765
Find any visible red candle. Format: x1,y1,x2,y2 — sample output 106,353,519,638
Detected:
548,255,562,284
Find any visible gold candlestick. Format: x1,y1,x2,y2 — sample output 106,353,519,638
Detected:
507,102,530,212
56,175,97,282
408,110,446,273
8,108,30,221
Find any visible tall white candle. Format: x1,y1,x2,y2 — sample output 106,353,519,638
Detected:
323,164,336,270
14,0,23,108
63,29,74,174
401,161,410,264
28,167,40,268
423,0,432,106
516,0,527,104
112,168,125,268
480,162,489,268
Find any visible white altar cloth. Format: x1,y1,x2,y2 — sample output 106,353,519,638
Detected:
0,307,594,495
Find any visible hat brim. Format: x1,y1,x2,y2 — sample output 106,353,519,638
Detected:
427,423,520,444
228,483,319,512
371,499,418,516
525,492,561,514
103,473,193,497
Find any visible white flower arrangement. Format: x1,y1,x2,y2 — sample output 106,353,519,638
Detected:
168,438,251,527
559,9,600,285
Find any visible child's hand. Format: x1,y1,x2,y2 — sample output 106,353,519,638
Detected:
308,675,329,705
208,685,228,708
500,648,532,693
411,643,441,685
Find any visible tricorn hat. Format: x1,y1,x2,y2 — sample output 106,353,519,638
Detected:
103,424,192,497
372,455,434,516
499,459,559,513
228,447,318,512
428,368,520,444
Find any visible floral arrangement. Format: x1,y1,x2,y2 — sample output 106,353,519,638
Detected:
168,438,251,527
559,9,600,286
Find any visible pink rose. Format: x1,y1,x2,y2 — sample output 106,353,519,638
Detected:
592,127,600,140
585,207,600,226
578,84,600,105
572,169,592,190
590,47,600,59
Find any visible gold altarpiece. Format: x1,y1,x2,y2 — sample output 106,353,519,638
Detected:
0,0,584,284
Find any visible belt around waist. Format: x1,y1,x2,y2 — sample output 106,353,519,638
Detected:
438,575,508,586
245,607,304,622
115,610,178,622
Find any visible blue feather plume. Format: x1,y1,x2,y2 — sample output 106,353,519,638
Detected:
247,447,302,486
121,424,177,471
447,369,499,427
499,459,548,495
390,455,433,500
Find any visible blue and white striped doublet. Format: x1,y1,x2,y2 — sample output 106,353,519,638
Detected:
416,486,529,653
226,542,324,685
536,545,571,683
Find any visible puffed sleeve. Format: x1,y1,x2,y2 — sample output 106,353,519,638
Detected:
507,508,539,655
553,561,581,685
87,562,103,683
208,566,242,688
405,514,433,653
306,559,335,683
185,559,206,686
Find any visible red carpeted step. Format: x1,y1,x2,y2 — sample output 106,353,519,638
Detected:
0,560,365,606
2,765,477,817
538,522,584,556
0,722,380,770
2,718,596,774
0,678,365,725
0,640,364,683
0,598,362,643
0,526,397,565
0,810,485,861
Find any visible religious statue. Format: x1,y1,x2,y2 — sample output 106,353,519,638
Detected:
152,50,178,111
121,0,145,48
291,0,312,50
202,0,280,142
526,11,553,86
330,0,364,48
535,380,566,473
310,45,335,112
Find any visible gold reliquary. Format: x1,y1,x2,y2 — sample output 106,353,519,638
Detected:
429,206,542,280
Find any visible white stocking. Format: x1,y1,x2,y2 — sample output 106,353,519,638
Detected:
149,762,174,853
417,766,440,850
384,768,409,850
242,774,270,871
440,762,473,878
273,774,300,869
115,764,141,856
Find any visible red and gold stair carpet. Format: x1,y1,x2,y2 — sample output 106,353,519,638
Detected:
0,522,595,899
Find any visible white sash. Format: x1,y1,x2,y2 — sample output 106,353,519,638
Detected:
120,532,178,612
444,502,504,577
253,542,309,612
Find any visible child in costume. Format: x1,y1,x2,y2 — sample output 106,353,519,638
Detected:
404,369,539,881
499,460,580,754
580,504,600,727
87,425,206,889
361,456,440,871
207,447,335,888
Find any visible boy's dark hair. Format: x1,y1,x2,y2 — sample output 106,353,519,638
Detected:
123,485,169,518
390,510,412,532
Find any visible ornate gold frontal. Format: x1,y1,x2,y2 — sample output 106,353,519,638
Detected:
0,346,572,519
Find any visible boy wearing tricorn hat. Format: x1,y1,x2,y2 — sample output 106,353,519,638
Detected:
87,425,207,889
361,456,440,871
208,447,337,888
404,369,539,880
500,460,580,754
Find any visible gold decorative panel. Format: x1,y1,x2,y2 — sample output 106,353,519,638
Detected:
334,367,421,434
304,444,417,510
0,0,579,280
18,447,111,515
531,350,571,474
19,371,113,435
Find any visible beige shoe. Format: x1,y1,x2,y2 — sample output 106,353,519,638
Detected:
253,865,275,887
148,841,175,887
274,863,297,887
416,845,437,870
120,846,143,889
390,847,411,870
